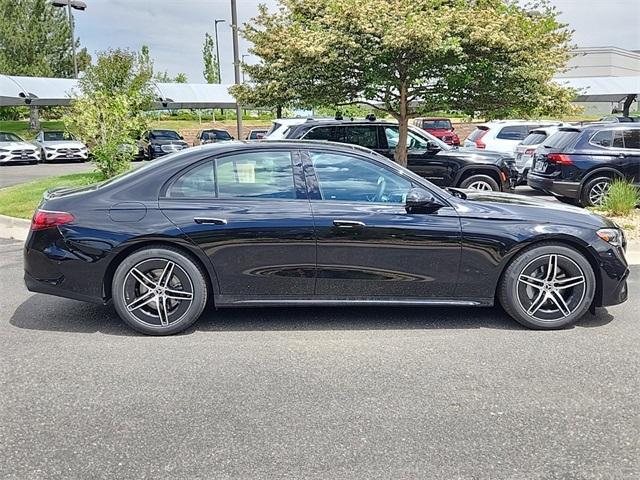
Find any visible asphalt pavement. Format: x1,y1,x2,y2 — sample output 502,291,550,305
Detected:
1,238,638,479
0,161,94,188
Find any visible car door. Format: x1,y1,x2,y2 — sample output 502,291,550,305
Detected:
159,148,317,300
616,128,640,185
303,148,461,298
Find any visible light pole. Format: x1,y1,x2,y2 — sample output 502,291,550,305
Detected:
51,0,86,79
241,54,250,83
214,19,225,83
231,0,242,137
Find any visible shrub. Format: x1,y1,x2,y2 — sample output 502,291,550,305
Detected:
601,179,639,216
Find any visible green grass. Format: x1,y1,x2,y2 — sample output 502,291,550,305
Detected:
0,172,103,219
0,120,66,140
600,179,640,217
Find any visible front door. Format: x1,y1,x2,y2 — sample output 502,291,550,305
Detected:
303,148,462,298
160,149,316,299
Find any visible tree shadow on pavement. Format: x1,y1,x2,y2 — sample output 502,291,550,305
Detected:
9,293,615,336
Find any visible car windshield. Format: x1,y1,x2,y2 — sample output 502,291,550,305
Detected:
0,132,23,142
423,120,452,129
151,130,181,140
407,126,451,150
202,130,231,140
43,131,74,141
521,132,547,145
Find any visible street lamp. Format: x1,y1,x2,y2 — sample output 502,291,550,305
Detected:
214,19,225,83
51,0,86,79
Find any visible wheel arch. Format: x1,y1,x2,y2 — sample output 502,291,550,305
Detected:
454,165,502,189
579,167,624,188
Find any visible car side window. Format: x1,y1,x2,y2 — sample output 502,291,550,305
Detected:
303,126,337,141
216,151,296,199
341,126,379,149
497,126,528,140
167,161,215,198
612,130,625,148
621,129,640,149
309,151,412,203
384,127,429,150
591,130,613,147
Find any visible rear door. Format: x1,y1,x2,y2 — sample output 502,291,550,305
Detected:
617,128,640,185
159,148,317,300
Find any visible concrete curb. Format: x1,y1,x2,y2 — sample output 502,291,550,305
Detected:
1,213,639,265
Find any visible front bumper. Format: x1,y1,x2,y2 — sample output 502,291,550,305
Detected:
43,149,88,161
527,173,580,198
0,151,39,163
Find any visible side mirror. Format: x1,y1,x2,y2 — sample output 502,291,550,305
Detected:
179,135,184,140
427,141,441,153
231,136,235,140
405,188,444,214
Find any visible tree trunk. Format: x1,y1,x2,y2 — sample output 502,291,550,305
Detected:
622,94,637,117
394,84,409,167
29,106,40,131
276,105,283,118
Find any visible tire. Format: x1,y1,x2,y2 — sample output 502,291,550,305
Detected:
580,176,612,207
112,246,208,335
147,147,154,161
498,243,596,329
459,174,500,192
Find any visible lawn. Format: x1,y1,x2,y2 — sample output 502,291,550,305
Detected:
0,172,103,219
0,120,66,140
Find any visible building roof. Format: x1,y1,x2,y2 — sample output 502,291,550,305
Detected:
554,75,640,102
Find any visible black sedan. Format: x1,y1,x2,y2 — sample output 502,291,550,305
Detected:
24,141,629,335
140,129,189,160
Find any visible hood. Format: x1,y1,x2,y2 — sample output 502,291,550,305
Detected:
454,190,614,228
151,139,188,146
42,140,86,148
0,141,36,150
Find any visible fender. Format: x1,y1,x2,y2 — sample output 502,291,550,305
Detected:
579,167,624,188
452,164,504,186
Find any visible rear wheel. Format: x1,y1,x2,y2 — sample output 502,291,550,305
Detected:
498,243,596,329
580,176,611,207
112,247,208,335
459,174,500,192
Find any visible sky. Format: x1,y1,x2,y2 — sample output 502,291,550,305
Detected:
73,0,640,84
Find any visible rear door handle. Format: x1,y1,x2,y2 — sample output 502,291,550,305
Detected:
194,217,227,225
333,220,365,228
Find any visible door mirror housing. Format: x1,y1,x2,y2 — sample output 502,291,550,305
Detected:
405,188,445,214
426,141,441,153
179,134,184,140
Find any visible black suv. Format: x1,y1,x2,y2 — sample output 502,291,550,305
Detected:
527,124,640,206
274,118,516,192
140,129,189,160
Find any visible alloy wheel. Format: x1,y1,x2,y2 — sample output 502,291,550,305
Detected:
516,254,587,322
467,180,493,191
122,258,194,327
588,180,610,206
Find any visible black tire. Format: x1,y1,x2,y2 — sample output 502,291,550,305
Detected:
498,243,596,329
112,246,208,335
580,176,612,207
459,174,500,192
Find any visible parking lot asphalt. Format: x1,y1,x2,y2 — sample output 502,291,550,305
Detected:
0,161,95,188
1,238,638,479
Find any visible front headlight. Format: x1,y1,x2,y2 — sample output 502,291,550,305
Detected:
45,146,56,151
596,228,625,248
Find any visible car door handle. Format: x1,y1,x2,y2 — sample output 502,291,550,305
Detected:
333,220,365,228
193,217,227,225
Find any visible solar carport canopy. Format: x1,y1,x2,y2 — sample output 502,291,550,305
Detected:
0,74,237,109
555,76,640,102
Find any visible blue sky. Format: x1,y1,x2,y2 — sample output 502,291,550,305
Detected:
74,0,640,83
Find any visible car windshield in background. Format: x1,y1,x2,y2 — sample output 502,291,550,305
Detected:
467,127,488,142
0,132,23,142
542,130,582,150
151,130,181,140
521,132,547,145
423,120,452,129
203,131,231,141
43,131,73,141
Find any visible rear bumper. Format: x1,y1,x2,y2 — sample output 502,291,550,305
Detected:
24,271,105,305
527,174,580,199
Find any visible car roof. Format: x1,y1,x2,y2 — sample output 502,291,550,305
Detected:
201,128,229,133
578,123,640,131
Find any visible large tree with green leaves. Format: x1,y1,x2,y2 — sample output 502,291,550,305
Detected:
64,49,154,178
232,0,574,166
202,33,220,83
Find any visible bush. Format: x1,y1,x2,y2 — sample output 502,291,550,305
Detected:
601,179,639,216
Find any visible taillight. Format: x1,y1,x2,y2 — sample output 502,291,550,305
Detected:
474,129,488,149
525,148,536,156
31,209,75,231
547,153,573,165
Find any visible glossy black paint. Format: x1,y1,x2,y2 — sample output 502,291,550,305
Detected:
281,119,517,191
24,141,629,312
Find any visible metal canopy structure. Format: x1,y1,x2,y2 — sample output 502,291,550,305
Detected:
0,74,237,109
554,75,640,102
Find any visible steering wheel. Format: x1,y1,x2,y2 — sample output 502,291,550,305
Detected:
374,176,387,202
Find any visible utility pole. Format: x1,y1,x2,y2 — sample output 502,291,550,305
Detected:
214,19,225,83
231,0,242,138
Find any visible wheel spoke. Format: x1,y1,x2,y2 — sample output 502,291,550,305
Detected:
526,290,548,316
554,275,585,289
158,261,175,288
549,290,571,317
157,296,170,326
127,291,156,312
165,288,193,301
130,268,156,288
519,274,545,289
545,255,558,281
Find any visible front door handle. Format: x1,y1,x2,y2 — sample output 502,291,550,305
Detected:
194,217,227,225
333,220,365,228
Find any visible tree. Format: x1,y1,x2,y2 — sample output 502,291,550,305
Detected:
202,32,220,83
64,49,154,178
232,0,574,166
154,70,188,83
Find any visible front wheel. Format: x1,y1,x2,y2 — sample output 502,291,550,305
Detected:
459,174,500,192
112,246,208,335
498,243,596,329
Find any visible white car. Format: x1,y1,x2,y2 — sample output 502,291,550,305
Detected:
464,120,565,154
32,131,89,162
0,131,40,164
513,125,570,182
265,118,318,139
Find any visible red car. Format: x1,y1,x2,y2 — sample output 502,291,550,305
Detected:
413,118,460,146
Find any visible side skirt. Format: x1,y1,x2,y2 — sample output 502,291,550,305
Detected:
214,295,494,308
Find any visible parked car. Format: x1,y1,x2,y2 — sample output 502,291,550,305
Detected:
514,125,569,183
193,129,233,146
464,120,564,154
269,118,517,192
527,124,640,206
0,131,40,164
246,129,268,140
412,117,460,145
599,115,639,123
24,141,629,335
140,129,189,159
32,131,88,163
117,141,146,161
